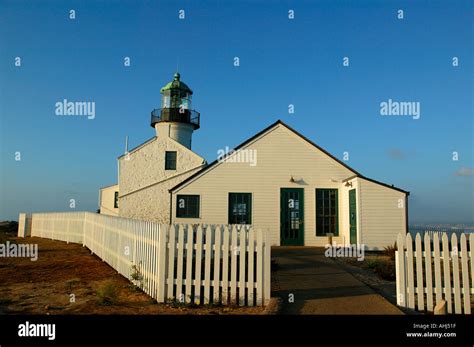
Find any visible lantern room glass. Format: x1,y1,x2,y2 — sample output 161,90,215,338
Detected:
161,90,192,110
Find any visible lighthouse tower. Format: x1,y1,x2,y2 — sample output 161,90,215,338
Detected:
150,72,200,149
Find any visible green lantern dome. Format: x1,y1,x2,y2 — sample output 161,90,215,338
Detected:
160,72,193,95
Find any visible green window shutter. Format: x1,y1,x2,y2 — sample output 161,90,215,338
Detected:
228,193,252,224
315,189,339,236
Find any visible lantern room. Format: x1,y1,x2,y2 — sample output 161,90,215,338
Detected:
160,72,193,109
151,72,200,149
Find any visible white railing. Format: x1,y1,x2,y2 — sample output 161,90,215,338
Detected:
20,212,271,306
396,232,473,314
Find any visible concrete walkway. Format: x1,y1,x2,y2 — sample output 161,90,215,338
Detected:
271,247,403,314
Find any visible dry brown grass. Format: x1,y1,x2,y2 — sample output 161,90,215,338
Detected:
0,235,264,315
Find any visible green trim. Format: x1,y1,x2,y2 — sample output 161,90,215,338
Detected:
349,189,357,244
315,188,339,236
280,188,304,246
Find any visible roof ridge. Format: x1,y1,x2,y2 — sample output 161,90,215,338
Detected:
169,119,409,195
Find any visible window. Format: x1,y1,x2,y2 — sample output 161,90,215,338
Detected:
165,151,177,170
114,192,119,208
176,195,200,218
228,193,252,224
316,189,338,236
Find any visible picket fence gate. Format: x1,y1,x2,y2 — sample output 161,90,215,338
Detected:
21,212,271,306
396,232,473,314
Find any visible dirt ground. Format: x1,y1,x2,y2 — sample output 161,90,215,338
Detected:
0,233,264,315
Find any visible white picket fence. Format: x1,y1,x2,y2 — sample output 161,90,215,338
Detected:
409,226,473,242
396,232,473,314
22,212,271,306
30,212,86,243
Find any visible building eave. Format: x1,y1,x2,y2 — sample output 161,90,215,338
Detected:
357,175,410,195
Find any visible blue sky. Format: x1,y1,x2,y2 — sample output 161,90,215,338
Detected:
0,0,473,224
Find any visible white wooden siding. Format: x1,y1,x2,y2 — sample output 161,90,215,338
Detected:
172,124,406,248
99,184,119,216
358,177,406,250
172,125,356,246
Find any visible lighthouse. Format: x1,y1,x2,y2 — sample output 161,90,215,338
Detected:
150,72,200,149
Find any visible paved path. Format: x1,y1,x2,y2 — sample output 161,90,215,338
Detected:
271,247,403,314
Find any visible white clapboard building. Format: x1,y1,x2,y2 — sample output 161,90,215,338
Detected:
99,73,409,249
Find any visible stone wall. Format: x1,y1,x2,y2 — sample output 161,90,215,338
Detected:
118,136,205,222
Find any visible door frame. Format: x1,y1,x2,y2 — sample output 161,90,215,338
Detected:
280,187,304,246
349,189,357,244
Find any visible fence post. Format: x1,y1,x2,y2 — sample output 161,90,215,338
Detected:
415,234,424,311
18,213,26,237
230,226,238,304
222,225,230,305
433,233,443,306
156,224,168,303
442,233,452,313
203,225,212,304
213,225,222,305
247,227,255,306
263,229,271,306
451,234,461,314
177,225,185,303
82,212,87,247
239,226,246,306
424,233,434,312
396,233,406,307
194,225,204,304
470,234,474,302
406,233,415,309
66,218,70,244
185,225,194,304
460,234,471,314
256,228,263,306
167,225,176,301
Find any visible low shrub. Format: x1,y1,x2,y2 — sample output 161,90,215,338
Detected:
130,262,144,291
96,281,119,305
365,259,378,269
374,260,396,281
383,243,397,261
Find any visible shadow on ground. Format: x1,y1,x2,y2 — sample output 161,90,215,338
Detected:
271,247,403,315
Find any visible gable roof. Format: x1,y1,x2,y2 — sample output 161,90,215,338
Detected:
117,135,206,165
99,183,118,190
117,136,156,159
169,120,409,195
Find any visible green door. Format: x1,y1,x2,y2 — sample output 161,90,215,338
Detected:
349,189,357,244
280,188,304,246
